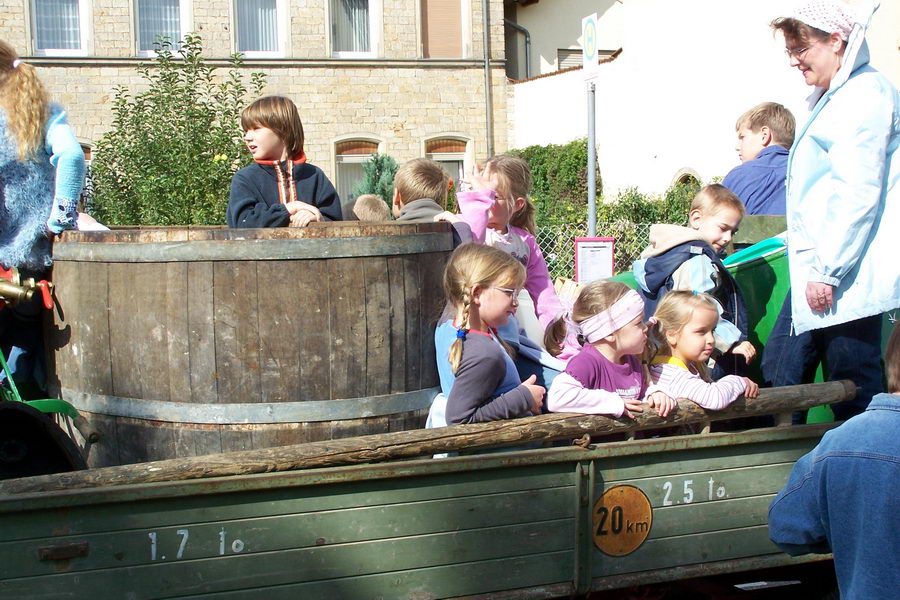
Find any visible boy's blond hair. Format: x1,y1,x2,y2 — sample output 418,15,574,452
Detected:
0,41,50,161
691,184,745,218
352,194,391,221
394,158,450,208
241,96,305,158
736,102,796,149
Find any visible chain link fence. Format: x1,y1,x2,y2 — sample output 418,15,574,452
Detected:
535,222,652,280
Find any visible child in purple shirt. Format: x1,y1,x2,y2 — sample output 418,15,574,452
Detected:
544,281,675,418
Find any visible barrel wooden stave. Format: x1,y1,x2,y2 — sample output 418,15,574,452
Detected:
52,223,450,467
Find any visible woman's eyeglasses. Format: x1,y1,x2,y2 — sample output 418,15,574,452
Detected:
785,46,810,59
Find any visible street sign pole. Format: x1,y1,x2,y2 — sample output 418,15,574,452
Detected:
582,13,600,237
587,82,596,237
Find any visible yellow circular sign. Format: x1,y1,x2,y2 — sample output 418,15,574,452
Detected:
592,484,653,556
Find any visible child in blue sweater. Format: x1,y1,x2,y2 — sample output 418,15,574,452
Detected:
227,96,342,228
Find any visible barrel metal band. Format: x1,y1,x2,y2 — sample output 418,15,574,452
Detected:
52,233,452,262
61,387,439,424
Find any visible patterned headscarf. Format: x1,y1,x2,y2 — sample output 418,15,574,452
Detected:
791,0,857,40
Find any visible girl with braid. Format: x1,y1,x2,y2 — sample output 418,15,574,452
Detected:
430,243,545,426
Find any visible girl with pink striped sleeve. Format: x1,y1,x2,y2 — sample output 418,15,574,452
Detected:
648,291,759,410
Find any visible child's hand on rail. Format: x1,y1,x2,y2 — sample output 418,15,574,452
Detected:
522,374,545,415
645,391,676,418
742,377,760,399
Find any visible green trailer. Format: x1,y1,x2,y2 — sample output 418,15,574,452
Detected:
0,221,875,597
0,382,851,599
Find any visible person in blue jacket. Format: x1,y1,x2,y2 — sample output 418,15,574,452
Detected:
768,324,900,600
227,96,342,228
722,102,795,216
0,40,85,390
761,0,899,421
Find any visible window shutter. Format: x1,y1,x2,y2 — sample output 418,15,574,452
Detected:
422,0,461,58
557,49,582,70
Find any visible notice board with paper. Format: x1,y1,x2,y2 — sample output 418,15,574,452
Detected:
574,237,615,283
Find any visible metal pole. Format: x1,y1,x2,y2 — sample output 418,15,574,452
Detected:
587,82,597,236
482,0,495,157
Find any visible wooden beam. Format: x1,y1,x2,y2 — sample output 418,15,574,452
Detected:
0,381,854,495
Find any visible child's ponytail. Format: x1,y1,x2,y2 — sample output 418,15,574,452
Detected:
0,41,49,161
644,316,665,365
510,196,536,236
543,315,569,358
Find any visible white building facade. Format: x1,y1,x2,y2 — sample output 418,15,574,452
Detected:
505,0,900,195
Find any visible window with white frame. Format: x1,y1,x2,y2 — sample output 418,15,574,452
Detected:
79,144,93,208
331,0,379,57
136,0,189,53
235,0,283,56
335,139,379,211
32,0,90,56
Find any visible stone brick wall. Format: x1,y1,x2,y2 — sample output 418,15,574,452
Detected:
0,0,28,50
92,0,135,56
6,0,511,183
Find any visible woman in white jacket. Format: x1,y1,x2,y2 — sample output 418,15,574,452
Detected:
761,0,899,421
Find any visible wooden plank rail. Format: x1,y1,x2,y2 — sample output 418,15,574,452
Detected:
0,381,853,495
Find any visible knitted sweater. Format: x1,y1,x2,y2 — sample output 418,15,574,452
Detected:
0,104,85,271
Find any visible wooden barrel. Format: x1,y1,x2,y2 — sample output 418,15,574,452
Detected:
49,223,453,467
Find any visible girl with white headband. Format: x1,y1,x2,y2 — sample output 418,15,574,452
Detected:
649,291,759,410
544,280,675,418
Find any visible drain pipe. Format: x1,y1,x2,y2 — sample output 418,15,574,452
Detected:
503,19,531,79
482,0,494,157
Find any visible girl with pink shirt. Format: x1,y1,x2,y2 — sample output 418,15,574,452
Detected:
439,155,575,390
545,281,675,418
648,291,759,410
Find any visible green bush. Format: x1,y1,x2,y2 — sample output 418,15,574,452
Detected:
351,153,398,204
509,138,599,228
89,34,266,225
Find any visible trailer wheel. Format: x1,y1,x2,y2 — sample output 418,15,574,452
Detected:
0,401,86,479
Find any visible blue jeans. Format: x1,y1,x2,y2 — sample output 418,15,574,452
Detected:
514,354,560,414
0,296,46,391
761,294,884,421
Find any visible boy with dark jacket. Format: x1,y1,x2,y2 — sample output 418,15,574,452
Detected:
633,184,753,376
